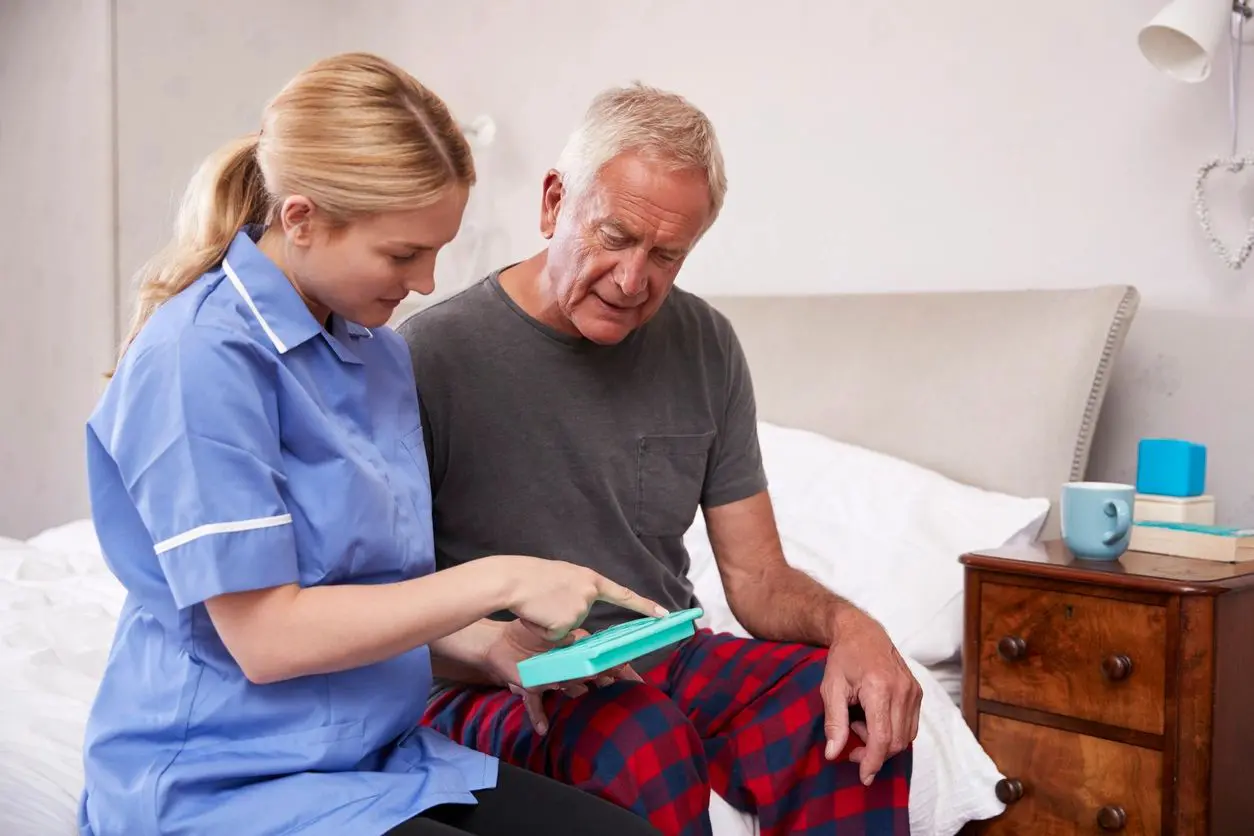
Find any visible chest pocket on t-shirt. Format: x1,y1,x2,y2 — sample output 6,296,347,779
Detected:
634,431,715,537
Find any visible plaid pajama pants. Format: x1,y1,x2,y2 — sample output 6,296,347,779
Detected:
422,629,912,835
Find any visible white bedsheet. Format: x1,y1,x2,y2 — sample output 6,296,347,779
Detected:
927,659,964,706
0,525,124,836
0,522,1005,836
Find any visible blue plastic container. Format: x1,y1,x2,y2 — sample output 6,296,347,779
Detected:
1135,439,1207,498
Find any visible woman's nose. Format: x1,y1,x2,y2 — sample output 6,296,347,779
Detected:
406,265,436,296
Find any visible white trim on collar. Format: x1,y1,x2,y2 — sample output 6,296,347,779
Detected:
223,258,287,353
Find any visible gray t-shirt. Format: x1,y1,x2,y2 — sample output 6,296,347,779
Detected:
397,271,767,670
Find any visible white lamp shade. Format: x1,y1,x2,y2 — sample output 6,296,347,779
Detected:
1138,0,1232,82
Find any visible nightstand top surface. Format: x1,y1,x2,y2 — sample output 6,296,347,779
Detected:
960,539,1254,595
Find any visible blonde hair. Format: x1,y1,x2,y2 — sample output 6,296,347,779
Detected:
554,82,726,224
112,52,474,372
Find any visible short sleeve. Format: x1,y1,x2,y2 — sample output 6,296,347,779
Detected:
109,328,300,609
701,320,769,508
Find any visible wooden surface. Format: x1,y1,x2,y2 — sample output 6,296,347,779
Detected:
960,538,1254,594
977,714,1161,835
961,541,1254,835
977,582,1166,735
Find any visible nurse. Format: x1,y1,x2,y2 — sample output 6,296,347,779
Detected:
79,52,665,836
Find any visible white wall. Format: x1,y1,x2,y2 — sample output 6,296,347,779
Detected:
0,0,115,538
119,1,1254,310
8,0,1254,534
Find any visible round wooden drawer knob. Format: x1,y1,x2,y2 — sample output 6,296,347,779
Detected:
997,636,1027,661
1102,654,1133,681
995,778,1024,804
1097,804,1126,830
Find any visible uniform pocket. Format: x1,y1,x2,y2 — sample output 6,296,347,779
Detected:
634,432,715,537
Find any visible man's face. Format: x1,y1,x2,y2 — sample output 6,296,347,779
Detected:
540,152,712,345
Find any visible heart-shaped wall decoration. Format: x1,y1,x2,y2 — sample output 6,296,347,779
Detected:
1194,156,1254,270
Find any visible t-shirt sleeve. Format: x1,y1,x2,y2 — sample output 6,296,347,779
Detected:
109,329,300,610
702,320,769,508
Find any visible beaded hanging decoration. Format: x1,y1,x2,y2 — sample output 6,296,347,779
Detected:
1195,4,1254,269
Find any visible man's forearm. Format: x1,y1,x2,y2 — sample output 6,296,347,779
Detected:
706,492,867,649
727,563,857,648
428,618,502,685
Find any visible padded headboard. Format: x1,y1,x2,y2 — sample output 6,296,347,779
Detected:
702,285,1140,540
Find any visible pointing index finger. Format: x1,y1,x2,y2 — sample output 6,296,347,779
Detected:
596,577,669,618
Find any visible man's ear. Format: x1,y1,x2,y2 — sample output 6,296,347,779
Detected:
539,170,564,240
278,195,317,247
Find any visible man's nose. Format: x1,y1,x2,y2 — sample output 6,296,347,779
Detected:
616,251,648,296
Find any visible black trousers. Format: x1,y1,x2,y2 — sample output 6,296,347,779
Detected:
385,762,663,836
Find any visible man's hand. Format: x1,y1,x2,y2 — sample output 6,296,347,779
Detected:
821,609,922,786
482,619,642,735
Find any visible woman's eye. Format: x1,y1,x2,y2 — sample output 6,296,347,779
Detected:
391,253,417,264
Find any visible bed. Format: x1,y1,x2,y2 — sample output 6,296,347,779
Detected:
0,283,1140,836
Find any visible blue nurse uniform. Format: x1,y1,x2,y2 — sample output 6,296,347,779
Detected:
78,226,496,835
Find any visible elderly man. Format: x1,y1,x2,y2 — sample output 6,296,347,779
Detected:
398,84,919,836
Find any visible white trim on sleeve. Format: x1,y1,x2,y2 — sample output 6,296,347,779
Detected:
153,514,293,555
223,258,288,353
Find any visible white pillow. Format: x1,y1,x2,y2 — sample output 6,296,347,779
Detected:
686,421,1048,667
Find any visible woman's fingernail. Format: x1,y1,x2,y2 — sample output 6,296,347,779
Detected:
824,741,836,760
655,605,669,617
537,722,548,735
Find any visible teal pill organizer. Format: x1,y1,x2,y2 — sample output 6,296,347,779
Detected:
517,608,704,688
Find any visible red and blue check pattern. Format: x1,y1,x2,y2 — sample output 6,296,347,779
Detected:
423,629,912,835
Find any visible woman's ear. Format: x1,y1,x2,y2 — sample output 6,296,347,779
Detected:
278,195,318,247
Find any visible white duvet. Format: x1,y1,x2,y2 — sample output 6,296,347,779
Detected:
0,523,124,835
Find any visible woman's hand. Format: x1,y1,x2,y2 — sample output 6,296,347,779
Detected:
483,619,643,735
500,557,667,641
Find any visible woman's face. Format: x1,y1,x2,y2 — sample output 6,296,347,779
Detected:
278,185,469,328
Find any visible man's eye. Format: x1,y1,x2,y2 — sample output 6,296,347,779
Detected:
391,253,417,263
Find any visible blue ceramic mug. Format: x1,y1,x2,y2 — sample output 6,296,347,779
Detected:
1060,481,1135,561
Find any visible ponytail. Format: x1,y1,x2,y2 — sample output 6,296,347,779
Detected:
111,133,270,375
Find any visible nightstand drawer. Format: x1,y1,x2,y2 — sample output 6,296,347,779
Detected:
977,714,1161,835
977,582,1166,734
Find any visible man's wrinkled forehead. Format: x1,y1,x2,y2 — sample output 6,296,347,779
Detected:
573,161,710,245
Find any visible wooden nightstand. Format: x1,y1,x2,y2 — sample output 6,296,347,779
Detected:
959,540,1254,835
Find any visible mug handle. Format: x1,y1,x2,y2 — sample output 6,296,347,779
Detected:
1102,499,1132,545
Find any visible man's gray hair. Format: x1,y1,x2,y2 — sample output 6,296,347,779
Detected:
554,82,727,225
